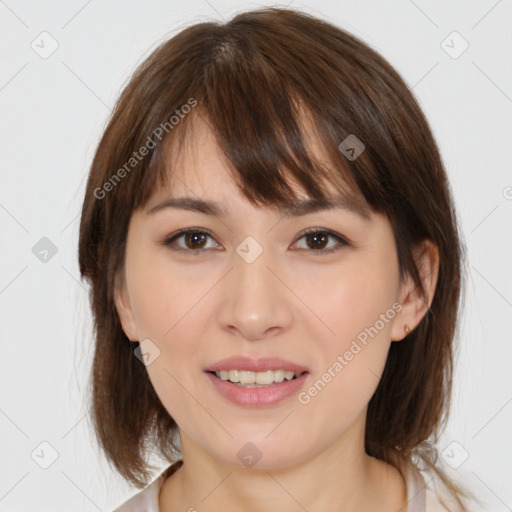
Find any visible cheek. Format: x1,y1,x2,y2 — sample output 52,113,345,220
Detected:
295,258,399,401
127,254,208,389
300,258,398,344
127,251,203,337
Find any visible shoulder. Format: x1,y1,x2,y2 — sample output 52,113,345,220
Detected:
112,462,182,512
112,474,166,512
424,484,453,512
415,467,487,512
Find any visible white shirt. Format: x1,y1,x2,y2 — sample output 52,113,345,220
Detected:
112,461,470,512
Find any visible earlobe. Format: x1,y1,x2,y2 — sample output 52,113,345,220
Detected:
114,273,138,342
391,239,440,342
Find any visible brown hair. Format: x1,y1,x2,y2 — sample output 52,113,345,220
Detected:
78,7,478,510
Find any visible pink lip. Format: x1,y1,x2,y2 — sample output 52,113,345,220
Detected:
205,371,309,408
205,356,310,373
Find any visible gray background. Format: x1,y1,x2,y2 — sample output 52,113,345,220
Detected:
1,0,511,510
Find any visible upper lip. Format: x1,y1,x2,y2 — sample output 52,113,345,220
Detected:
205,356,310,373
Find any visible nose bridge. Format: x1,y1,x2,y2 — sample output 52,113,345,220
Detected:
235,236,275,299
217,235,293,339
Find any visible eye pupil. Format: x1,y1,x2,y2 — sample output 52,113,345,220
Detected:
185,232,207,249
306,232,328,250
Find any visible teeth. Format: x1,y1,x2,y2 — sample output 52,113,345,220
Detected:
240,371,256,384
273,370,285,383
214,369,304,386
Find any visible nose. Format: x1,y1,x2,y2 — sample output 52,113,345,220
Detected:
216,243,294,341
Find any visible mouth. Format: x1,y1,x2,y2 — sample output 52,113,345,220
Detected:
207,369,309,388
205,369,309,407
204,356,310,406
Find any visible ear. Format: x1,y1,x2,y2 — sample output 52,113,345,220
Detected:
114,271,139,342
391,239,439,342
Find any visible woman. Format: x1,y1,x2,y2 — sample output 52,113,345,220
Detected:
78,7,483,511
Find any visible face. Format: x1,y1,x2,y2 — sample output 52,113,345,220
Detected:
114,117,415,470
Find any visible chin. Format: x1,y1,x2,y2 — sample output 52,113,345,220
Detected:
209,433,308,471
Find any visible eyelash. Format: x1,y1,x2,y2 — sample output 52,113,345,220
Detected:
162,227,349,255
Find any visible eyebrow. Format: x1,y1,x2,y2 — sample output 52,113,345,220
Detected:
146,194,372,222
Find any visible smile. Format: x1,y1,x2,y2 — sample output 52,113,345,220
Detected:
212,369,306,386
205,370,309,407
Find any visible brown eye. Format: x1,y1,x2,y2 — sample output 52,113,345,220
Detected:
164,229,217,253
183,232,208,249
305,231,329,250
294,229,348,255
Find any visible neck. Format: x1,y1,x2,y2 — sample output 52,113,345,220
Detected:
159,425,407,512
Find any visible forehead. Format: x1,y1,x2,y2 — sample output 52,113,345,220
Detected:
144,112,373,223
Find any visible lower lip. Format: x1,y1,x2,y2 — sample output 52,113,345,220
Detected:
205,372,308,408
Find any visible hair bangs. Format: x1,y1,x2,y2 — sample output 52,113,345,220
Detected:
136,40,371,220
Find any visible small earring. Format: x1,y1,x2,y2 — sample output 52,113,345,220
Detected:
404,325,410,336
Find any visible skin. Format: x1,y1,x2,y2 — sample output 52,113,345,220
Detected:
115,116,439,512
